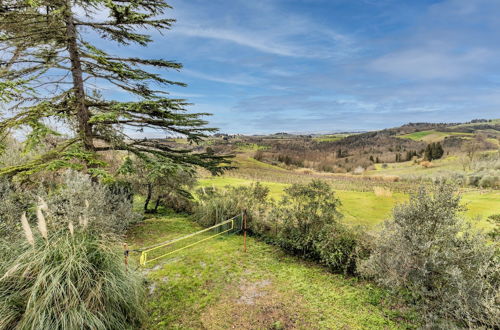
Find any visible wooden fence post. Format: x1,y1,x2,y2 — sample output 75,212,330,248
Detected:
243,210,247,253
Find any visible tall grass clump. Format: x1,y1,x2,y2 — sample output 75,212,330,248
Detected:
373,186,392,197
0,171,145,329
0,232,144,329
360,184,499,328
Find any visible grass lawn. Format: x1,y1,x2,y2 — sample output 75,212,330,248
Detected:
127,213,417,329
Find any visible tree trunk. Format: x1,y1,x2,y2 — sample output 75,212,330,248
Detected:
144,183,152,213
153,197,161,213
63,0,94,152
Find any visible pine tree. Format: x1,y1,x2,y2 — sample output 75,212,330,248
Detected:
0,0,229,177
424,144,432,161
432,142,444,160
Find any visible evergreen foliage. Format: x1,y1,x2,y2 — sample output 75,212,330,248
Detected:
424,142,444,161
0,0,229,178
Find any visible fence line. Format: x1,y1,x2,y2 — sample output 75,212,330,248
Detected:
136,213,244,266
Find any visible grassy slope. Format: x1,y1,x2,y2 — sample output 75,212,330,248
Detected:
313,134,349,142
365,156,463,177
397,130,473,142
127,213,417,329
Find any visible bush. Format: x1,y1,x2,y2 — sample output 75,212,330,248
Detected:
193,182,271,228
0,232,145,329
0,179,32,239
359,184,499,328
43,171,140,235
272,180,364,274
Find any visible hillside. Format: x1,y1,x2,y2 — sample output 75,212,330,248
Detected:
198,119,499,177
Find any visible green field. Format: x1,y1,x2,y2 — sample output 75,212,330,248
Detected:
127,213,417,329
364,156,462,177
199,162,500,230
313,134,349,142
397,130,473,142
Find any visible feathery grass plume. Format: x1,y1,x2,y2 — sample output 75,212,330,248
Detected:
68,221,74,236
37,197,48,212
36,206,48,240
20,213,34,247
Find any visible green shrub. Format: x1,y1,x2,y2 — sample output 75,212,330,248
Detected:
42,171,140,235
193,182,271,227
0,232,145,330
272,180,364,274
359,184,499,328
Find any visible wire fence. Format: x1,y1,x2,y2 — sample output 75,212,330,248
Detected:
134,213,244,267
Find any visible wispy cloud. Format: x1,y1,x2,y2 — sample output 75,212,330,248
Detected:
174,26,302,57
182,69,261,86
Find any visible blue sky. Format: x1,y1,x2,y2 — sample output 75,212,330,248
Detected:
100,0,500,134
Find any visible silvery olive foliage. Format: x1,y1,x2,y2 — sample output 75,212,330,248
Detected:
0,170,139,239
41,171,140,236
360,184,499,328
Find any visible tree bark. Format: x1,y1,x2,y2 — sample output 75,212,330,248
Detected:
63,0,94,152
153,197,161,213
144,183,152,213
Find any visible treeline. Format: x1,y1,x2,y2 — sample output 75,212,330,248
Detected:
252,137,448,173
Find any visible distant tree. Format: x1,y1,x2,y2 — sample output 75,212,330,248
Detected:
424,143,444,161
369,155,374,162
376,156,380,163
254,150,264,161
424,144,432,161
461,134,488,170
0,0,229,178
432,142,444,160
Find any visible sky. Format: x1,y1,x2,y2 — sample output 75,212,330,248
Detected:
96,0,500,135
